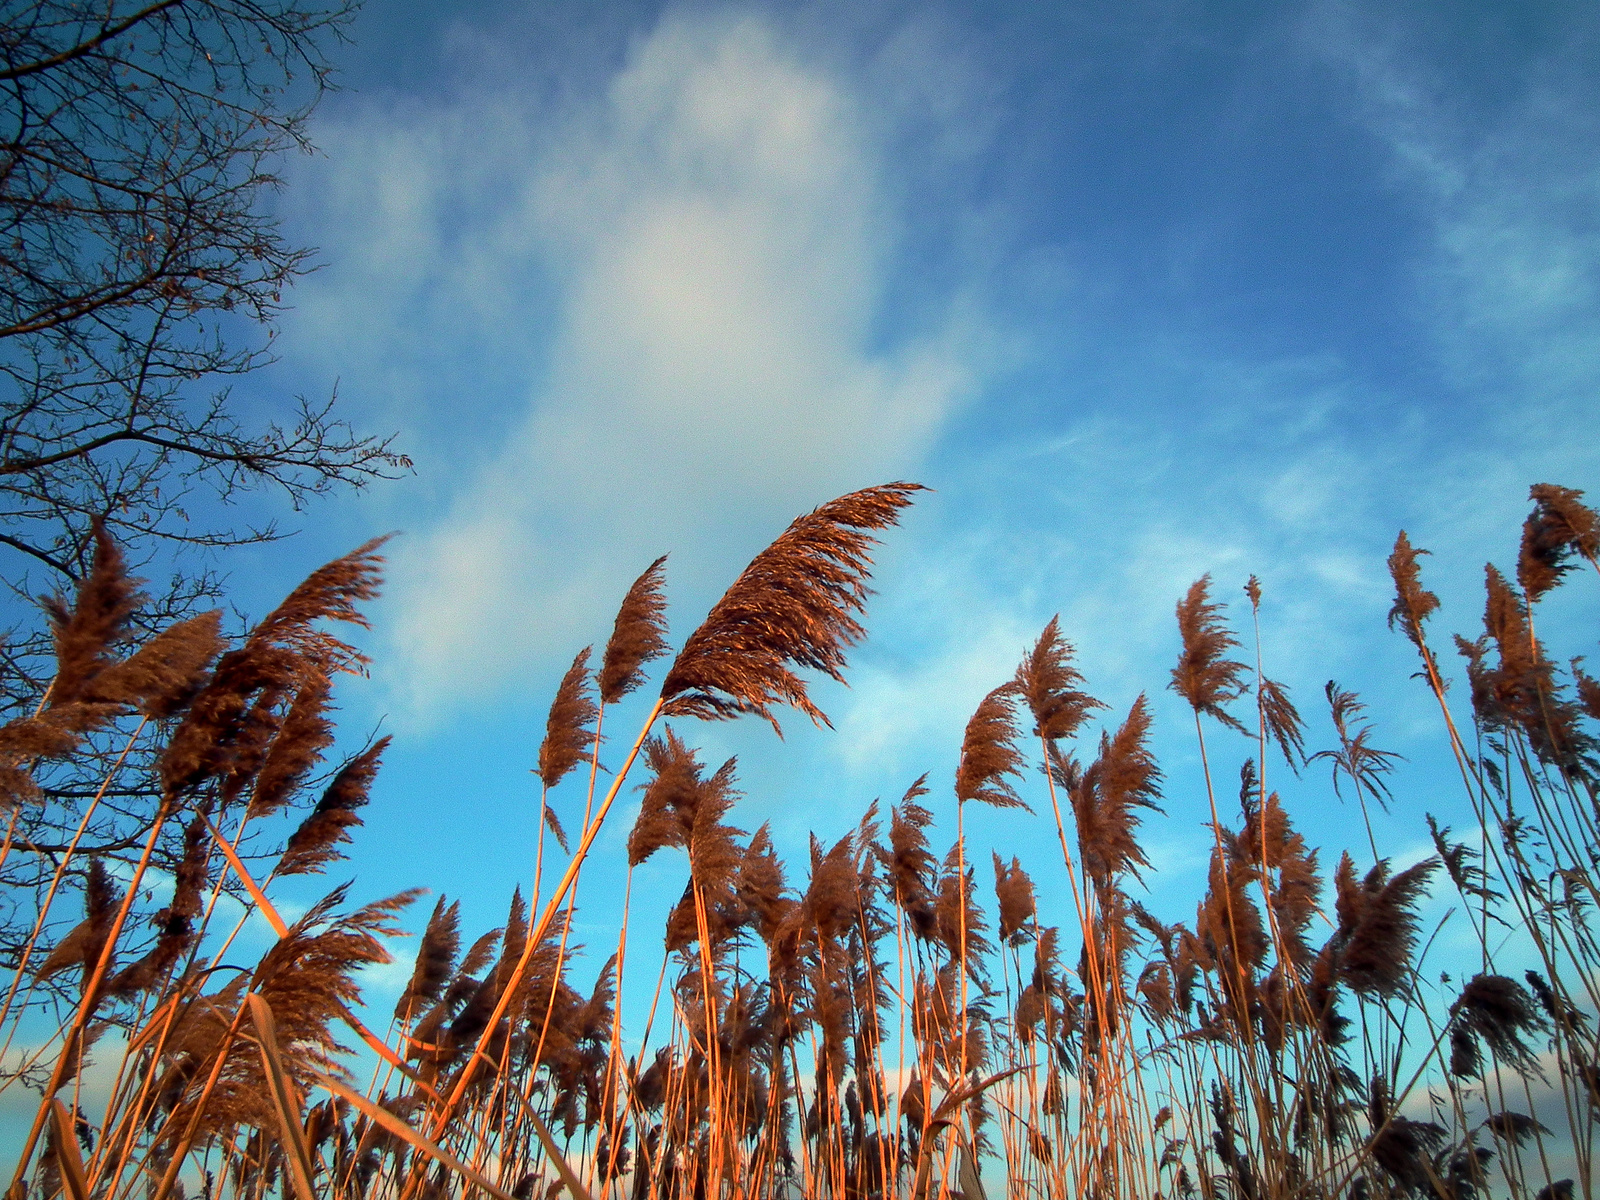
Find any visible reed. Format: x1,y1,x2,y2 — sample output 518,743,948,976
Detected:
2,482,1597,1200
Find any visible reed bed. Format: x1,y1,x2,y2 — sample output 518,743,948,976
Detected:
1,480,1597,1200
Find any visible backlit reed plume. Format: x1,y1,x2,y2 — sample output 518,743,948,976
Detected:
20,521,221,778
132,616,229,713
396,896,462,1024
1331,853,1437,998
43,520,141,705
1014,616,1102,742
1448,974,1548,1079
276,737,390,876
1257,677,1305,770
1235,788,1322,966
880,776,937,940
159,537,390,799
660,483,923,732
249,667,334,818
601,556,670,704
538,647,599,790
248,533,389,666
1312,683,1402,809
1387,531,1440,651
956,683,1028,809
1459,565,1589,771
36,858,119,993
992,854,1036,945
1171,575,1250,731
108,810,211,995
1070,696,1162,887
1520,483,1599,601
628,727,737,868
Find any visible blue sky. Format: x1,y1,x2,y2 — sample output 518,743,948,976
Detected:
194,0,1600,1016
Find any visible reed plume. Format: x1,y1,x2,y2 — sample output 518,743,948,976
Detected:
1256,677,1305,771
1331,853,1437,998
1448,974,1548,1079
87,610,225,716
1313,682,1402,810
660,483,923,732
955,684,1028,810
247,534,389,668
276,737,390,876
601,556,670,704
537,647,599,789
992,854,1035,945
1171,575,1250,732
1521,484,1599,600
396,896,462,1024
879,777,937,940
1014,617,1102,742
159,538,389,799
1071,696,1162,887
1386,532,1440,651
36,858,120,992
43,520,141,706
249,667,334,818
628,728,709,867
108,810,211,995
1461,566,1590,771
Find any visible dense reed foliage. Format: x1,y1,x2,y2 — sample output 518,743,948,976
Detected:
2,481,1597,1200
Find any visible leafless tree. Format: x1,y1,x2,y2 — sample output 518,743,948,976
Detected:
0,0,406,991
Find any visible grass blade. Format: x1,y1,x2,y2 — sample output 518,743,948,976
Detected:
48,1101,89,1200
245,993,317,1200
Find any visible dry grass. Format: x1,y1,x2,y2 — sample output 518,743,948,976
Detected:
2,482,1598,1200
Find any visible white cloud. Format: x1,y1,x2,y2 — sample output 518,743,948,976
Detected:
292,11,989,719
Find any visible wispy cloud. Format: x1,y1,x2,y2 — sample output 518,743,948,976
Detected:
1305,4,1600,465
289,11,991,720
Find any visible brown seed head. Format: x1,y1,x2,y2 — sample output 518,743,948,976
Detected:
537,647,599,789
248,535,389,672
1072,695,1163,887
1014,617,1103,742
249,667,334,819
276,737,390,876
955,683,1028,809
993,853,1036,944
660,482,923,733
600,556,670,704
45,521,142,706
1170,576,1250,732
1334,853,1437,998
395,897,461,1024
1521,484,1599,602
1386,532,1439,651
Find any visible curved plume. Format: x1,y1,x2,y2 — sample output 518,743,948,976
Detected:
1386,532,1439,651
1014,616,1103,742
44,520,141,706
660,483,923,733
955,683,1028,810
600,556,670,704
537,647,599,790
1170,575,1249,732
1520,483,1599,601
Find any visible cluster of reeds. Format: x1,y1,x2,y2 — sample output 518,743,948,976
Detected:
1,480,1597,1200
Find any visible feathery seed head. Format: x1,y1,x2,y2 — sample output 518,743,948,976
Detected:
1170,576,1250,732
660,482,923,733
955,683,1029,809
537,647,599,789
1014,617,1103,742
600,556,670,704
